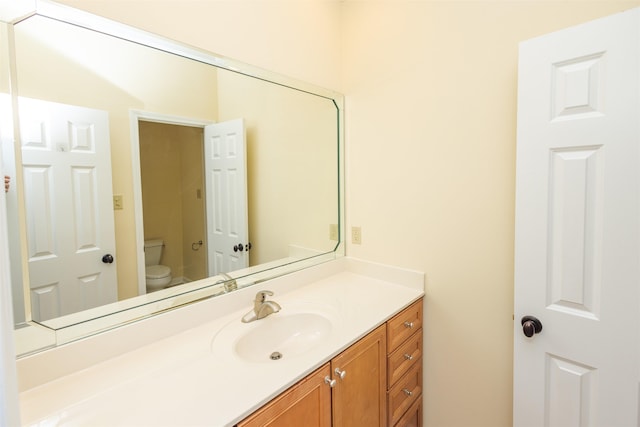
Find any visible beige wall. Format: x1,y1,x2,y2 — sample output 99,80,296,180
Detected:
216,70,338,265
179,126,207,282
139,121,206,283
342,2,639,426
54,1,640,426
56,0,342,91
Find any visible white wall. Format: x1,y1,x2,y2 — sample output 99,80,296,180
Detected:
15,1,640,426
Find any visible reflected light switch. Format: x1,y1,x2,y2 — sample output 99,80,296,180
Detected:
113,194,123,210
329,224,338,241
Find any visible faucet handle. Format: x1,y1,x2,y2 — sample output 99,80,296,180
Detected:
256,290,274,302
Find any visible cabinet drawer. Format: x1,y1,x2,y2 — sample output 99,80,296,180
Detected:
387,299,423,353
394,397,422,427
388,329,422,387
387,359,422,426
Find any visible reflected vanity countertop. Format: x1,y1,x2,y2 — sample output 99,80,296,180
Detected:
18,258,424,427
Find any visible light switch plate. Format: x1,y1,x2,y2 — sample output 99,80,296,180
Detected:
329,224,339,241
113,194,123,210
351,226,362,245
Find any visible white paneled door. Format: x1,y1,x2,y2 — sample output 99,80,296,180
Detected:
19,98,117,321
514,8,640,427
204,119,248,275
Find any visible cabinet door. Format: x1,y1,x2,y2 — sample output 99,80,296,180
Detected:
238,363,331,427
332,324,387,427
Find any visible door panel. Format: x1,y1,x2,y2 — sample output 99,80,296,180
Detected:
332,324,386,427
547,146,603,320
237,364,331,427
514,8,639,426
204,119,248,275
19,97,117,321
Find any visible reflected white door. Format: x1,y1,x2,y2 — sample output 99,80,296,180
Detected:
204,119,248,275
513,9,640,426
19,98,117,321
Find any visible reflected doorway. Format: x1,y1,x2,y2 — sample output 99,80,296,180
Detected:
138,121,207,289
132,112,249,295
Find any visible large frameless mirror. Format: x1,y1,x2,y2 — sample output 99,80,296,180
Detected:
0,1,344,356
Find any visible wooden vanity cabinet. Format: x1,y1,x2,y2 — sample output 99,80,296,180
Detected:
331,324,387,427
237,299,423,427
386,299,423,427
237,364,332,427
238,324,386,427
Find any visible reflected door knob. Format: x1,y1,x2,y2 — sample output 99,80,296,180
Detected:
521,315,543,338
102,254,114,264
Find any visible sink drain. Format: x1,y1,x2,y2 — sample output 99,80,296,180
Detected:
270,351,283,360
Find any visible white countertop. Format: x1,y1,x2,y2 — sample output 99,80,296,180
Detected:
18,258,424,426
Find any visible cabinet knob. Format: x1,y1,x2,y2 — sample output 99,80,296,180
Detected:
403,353,413,361
334,368,347,380
403,321,414,329
324,376,336,387
402,388,413,397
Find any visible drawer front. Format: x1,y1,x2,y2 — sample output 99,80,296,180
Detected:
388,330,422,387
387,299,423,353
394,397,422,427
388,359,422,426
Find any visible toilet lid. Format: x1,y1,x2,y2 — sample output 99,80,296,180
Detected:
146,265,171,279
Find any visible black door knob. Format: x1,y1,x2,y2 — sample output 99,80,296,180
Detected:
521,315,543,338
102,254,114,264
233,244,244,252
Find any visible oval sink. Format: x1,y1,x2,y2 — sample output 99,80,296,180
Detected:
235,313,332,362
212,310,334,363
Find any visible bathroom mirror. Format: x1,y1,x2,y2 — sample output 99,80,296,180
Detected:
2,1,344,356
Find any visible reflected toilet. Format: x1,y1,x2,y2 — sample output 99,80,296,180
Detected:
144,239,172,292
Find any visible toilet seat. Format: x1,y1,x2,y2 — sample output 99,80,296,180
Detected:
146,264,171,279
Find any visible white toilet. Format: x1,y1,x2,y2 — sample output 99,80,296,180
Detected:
144,239,172,292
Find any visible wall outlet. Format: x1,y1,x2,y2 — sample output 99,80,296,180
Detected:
113,194,123,210
329,224,339,241
351,226,362,245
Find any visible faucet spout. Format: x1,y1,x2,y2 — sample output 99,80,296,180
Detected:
256,300,281,319
242,290,281,323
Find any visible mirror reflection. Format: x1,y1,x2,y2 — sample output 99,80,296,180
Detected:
5,10,340,338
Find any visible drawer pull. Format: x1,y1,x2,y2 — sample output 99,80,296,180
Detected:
334,368,347,380
324,376,336,387
403,353,413,361
403,321,414,329
402,388,413,397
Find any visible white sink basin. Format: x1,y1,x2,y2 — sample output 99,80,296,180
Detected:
212,305,336,363
235,313,332,362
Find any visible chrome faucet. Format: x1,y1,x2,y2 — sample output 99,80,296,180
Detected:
241,290,281,323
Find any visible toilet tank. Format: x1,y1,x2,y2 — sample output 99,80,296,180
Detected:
144,239,164,266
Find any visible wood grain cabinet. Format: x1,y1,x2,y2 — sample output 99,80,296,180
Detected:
386,300,423,427
331,324,386,427
237,298,423,427
237,364,332,427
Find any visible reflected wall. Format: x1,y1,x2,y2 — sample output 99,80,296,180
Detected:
7,6,340,337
